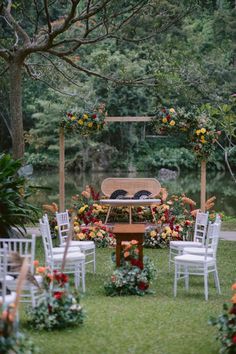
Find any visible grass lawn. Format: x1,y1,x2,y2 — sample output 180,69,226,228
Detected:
21,239,235,354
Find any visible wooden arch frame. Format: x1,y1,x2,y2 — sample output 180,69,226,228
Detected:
59,116,207,212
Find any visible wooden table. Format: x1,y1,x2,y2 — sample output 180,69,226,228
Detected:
112,224,146,267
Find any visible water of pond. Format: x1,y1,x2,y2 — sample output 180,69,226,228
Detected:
29,169,236,216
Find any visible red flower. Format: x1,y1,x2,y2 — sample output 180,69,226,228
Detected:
138,281,149,291
166,114,171,121
130,259,143,269
53,291,64,300
92,114,97,119
232,335,236,344
229,305,236,315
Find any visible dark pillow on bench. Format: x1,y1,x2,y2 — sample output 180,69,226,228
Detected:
133,190,151,199
110,189,128,199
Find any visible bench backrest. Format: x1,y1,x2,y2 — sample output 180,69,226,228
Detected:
101,178,161,198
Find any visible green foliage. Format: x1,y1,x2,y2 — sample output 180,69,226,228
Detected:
209,292,236,354
0,154,39,237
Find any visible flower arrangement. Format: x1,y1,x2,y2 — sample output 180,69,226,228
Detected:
27,265,84,330
190,114,221,159
60,106,106,135
104,241,156,296
0,303,35,354
209,283,236,354
74,221,115,248
153,107,178,135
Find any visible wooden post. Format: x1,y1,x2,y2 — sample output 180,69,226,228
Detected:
200,160,206,212
59,127,65,212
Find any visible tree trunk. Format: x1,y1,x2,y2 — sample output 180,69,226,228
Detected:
9,60,24,159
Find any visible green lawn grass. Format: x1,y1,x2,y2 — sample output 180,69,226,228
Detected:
21,239,235,354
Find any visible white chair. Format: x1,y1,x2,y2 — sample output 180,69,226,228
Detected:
39,218,86,292
169,211,209,269
0,236,42,307
56,210,96,273
183,219,222,257
173,222,221,301
0,244,16,305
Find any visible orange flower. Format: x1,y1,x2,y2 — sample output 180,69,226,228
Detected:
124,251,130,258
47,273,54,281
33,260,39,267
232,283,236,291
231,293,236,304
36,266,47,274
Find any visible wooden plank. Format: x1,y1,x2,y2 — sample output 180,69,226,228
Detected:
105,116,152,122
200,160,206,212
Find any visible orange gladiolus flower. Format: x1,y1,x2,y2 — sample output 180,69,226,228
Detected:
124,251,130,258
232,283,236,291
131,240,138,245
36,266,47,274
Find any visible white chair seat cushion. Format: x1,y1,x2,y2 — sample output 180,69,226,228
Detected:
170,241,203,248
175,254,214,263
62,241,95,250
183,247,213,256
52,252,85,261
52,246,81,254
0,291,16,304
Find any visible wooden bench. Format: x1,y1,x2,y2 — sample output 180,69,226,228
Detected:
100,177,161,224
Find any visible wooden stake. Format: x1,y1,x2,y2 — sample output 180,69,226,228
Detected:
61,213,75,272
59,127,65,212
201,160,206,212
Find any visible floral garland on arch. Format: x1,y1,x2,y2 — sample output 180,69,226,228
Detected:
60,104,106,135
152,107,221,160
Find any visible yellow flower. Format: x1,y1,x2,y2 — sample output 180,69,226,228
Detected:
78,233,85,240
162,117,167,123
88,122,93,127
201,128,206,134
170,120,175,126
78,205,87,214
150,230,157,237
172,231,178,237
196,129,201,135
161,232,167,239
169,108,175,113
89,231,95,238
71,116,76,121
74,226,80,233
83,114,88,119
78,119,84,125
96,231,103,237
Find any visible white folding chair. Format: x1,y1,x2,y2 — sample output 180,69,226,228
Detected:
0,236,42,307
39,218,86,292
169,211,209,269
56,210,96,273
183,219,222,257
0,244,16,305
173,222,221,301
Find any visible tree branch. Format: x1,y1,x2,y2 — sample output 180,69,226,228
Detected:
43,0,52,33
0,49,9,61
2,1,31,45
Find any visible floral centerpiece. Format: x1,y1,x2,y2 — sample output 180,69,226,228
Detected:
74,221,115,248
209,283,236,353
0,303,35,354
60,106,106,136
104,240,156,296
27,264,84,330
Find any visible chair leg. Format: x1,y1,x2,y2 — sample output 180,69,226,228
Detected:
168,249,172,272
129,206,132,224
93,249,96,274
184,266,189,291
81,261,85,293
31,288,36,307
213,266,221,295
174,263,178,297
204,267,208,301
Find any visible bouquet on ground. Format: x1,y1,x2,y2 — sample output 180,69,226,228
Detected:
27,264,84,331
209,283,236,353
0,303,35,354
104,240,156,296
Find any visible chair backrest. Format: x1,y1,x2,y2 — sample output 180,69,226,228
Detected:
0,236,36,274
193,211,209,244
206,220,222,258
39,217,54,261
56,210,70,245
0,244,9,302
